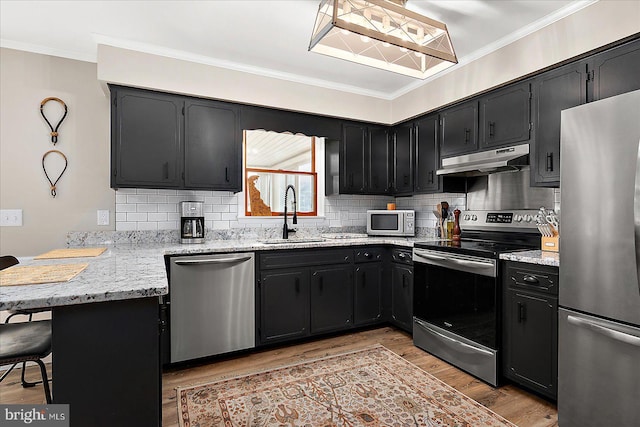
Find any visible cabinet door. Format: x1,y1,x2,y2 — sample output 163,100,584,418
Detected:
260,270,309,344
184,100,240,191
414,114,440,193
480,82,531,149
368,127,390,194
392,124,414,194
111,88,183,188
310,266,353,334
590,39,640,102
391,264,413,333
440,101,478,157
341,124,367,193
354,264,383,325
504,289,558,399
532,62,587,186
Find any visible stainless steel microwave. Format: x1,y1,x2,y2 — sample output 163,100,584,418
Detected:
366,210,415,237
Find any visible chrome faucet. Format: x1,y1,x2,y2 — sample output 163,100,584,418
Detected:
283,184,297,239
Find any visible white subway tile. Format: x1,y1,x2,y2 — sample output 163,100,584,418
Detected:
116,203,136,213
167,196,188,204
213,220,230,230
148,195,168,204
157,189,178,195
168,213,180,221
115,213,126,222
115,188,137,194
116,222,136,231
212,204,230,213
158,204,177,213
136,188,158,195
157,221,178,230
115,194,127,203
127,212,148,222
148,213,168,221
137,222,158,230
204,220,213,229
127,195,148,204
137,204,158,213
205,196,222,205
205,212,221,221
221,212,237,221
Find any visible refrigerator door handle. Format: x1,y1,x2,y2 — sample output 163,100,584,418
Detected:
568,314,640,347
635,137,640,295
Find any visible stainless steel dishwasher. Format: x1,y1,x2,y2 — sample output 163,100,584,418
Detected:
169,252,255,363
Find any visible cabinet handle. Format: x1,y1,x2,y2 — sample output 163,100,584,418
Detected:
402,275,407,288
546,152,554,172
518,302,526,323
225,167,229,182
295,277,300,293
522,275,539,284
362,271,366,287
319,276,323,292
364,252,371,258
163,162,169,180
344,256,350,262
428,170,434,184
489,121,495,138
404,174,409,185
464,128,470,143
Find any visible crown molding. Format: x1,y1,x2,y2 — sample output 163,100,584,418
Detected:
0,38,96,63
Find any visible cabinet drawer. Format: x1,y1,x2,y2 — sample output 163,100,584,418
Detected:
260,248,352,270
391,248,413,265
506,262,558,295
354,247,384,263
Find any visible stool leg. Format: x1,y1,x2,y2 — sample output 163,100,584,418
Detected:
21,361,43,388
34,359,52,404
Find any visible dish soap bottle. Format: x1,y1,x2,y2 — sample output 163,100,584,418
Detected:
446,212,454,239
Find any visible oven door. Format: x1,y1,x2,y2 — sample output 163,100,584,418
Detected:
412,248,499,385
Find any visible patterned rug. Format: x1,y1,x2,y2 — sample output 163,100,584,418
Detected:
177,345,515,427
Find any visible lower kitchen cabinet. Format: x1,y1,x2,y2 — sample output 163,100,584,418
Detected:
354,248,384,326
390,248,413,333
502,261,558,399
310,266,353,333
259,269,309,344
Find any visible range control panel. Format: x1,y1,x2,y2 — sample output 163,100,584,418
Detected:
459,210,542,231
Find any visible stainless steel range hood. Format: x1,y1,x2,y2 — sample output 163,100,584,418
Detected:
436,144,529,176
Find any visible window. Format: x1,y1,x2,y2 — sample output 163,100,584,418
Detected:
244,130,319,217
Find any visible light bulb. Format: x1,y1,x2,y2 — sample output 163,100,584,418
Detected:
360,35,371,43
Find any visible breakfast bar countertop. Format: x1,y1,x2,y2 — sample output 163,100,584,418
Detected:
0,236,416,311
500,249,560,267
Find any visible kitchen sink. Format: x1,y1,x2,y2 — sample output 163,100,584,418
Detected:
259,238,326,245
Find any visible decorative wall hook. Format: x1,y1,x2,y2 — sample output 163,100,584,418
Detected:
42,150,68,197
40,97,68,144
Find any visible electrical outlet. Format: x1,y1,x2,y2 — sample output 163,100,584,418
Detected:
0,209,23,226
97,210,110,226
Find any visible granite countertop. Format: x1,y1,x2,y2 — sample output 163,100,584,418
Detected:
500,250,560,267
0,236,417,311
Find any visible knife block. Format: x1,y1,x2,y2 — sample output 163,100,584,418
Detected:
541,235,559,252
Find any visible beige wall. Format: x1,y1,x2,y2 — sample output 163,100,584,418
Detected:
0,48,114,256
391,0,640,122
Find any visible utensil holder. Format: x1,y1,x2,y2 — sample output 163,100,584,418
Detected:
541,235,559,252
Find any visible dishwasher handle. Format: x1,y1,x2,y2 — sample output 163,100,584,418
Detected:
174,255,253,266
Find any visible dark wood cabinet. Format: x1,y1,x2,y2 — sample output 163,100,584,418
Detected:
368,127,391,194
111,87,183,189
354,248,384,326
341,124,367,193
531,62,587,186
310,266,353,334
479,82,531,149
502,261,558,400
259,269,309,344
390,249,413,333
414,114,440,193
440,100,478,158
184,99,239,190
110,85,241,191
392,123,414,194
589,39,640,102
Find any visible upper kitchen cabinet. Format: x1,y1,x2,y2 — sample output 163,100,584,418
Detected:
184,99,240,190
479,81,532,149
391,123,414,195
110,85,242,191
414,114,439,193
440,100,478,157
588,38,640,102
341,123,367,194
368,127,391,194
532,62,587,186
240,105,342,140
111,86,183,189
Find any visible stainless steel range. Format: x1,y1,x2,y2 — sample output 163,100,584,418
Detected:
412,209,541,386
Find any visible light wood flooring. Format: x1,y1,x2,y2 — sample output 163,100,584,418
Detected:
0,326,557,426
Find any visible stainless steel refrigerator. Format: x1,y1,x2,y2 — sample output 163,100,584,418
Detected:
559,89,640,426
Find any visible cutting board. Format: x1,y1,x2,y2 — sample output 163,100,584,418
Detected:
34,247,106,260
0,263,88,286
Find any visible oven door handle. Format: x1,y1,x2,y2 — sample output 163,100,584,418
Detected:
449,258,495,269
415,319,494,356
413,252,447,262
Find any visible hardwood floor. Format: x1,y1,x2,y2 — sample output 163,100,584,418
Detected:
0,326,557,426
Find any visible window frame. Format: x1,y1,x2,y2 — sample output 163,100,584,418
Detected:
243,133,318,217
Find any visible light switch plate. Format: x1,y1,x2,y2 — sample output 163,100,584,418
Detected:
97,210,110,226
0,209,23,226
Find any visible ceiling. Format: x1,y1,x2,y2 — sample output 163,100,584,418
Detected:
0,0,594,99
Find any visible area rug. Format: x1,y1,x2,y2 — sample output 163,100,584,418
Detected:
177,345,515,427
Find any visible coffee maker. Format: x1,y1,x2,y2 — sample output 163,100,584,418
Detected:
180,201,204,244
